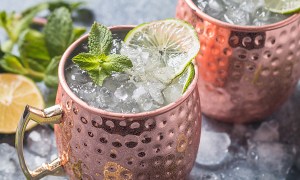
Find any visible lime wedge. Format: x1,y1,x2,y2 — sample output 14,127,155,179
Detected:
182,63,195,93
265,0,300,14
124,19,200,83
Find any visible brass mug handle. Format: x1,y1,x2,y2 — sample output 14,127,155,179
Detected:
15,104,64,180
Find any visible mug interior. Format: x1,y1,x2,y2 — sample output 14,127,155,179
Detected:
185,0,300,31
58,25,200,120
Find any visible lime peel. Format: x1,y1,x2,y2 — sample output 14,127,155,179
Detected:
265,0,300,14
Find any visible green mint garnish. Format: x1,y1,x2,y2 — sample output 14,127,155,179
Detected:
72,22,133,86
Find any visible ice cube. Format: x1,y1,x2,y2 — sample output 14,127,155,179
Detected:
196,131,231,166
204,0,226,19
228,164,256,180
147,82,165,105
114,85,129,101
189,166,220,180
77,82,97,101
132,86,155,111
27,128,52,157
247,142,296,175
65,64,90,84
223,8,250,25
163,84,182,104
195,0,209,10
24,149,48,170
0,143,17,175
110,38,122,54
252,121,279,142
94,87,117,109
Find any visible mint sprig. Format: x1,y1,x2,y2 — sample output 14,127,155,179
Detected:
72,22,133,86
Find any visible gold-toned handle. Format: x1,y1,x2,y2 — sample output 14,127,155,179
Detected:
15,104,63,180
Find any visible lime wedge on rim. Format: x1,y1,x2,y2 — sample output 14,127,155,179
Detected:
182,63,195,93
124,19,200,85
265,0,300,14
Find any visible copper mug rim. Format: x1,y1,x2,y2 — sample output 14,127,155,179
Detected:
184,0,300,32
58,25,199,120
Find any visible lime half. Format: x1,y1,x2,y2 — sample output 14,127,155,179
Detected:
265,0,300,14
124,19,200,83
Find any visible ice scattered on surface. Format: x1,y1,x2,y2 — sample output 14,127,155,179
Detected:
252,121,279,142
192,103,300,180
247,142,296,175
27,128,52,157
66,40,187,114
196,131,231,166
194,0,290,25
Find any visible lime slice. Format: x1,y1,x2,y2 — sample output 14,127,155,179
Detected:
265,0,300,14
124,19,200,81
0,74,44,134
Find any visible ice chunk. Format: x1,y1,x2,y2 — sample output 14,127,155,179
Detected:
0,143,18,175
189,166,220,180
247,142,296,175
147,82,165,105
77,82,97,102
195,0,209,10
27,128,52,157
93,87,114,109
114,85,129,101
24,149,47,170
132,86,155,111
204,0,225,19
223,8,250,25
65,64,90,84
227,164,256,180
252,121,279,142
196,131,231,166
163,84,182,104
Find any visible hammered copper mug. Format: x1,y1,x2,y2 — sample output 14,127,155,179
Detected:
176,0,300,123
15,25,202,180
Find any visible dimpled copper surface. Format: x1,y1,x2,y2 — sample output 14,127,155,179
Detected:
55,84,201,180
176,0,300,123
54,26,202,180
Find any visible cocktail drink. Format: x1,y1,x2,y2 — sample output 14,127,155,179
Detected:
65,30,194,114
194,0,291,26
176,0,300,123
16,21,202,180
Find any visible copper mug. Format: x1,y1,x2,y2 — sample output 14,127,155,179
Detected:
15,26,202,180
176,0,300,123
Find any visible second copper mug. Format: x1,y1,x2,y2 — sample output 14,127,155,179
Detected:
15,26,202,180
176,0,300,123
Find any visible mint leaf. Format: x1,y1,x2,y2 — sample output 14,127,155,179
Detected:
72,22,133,86
72,53,103,71
88,67,109,86
44,56,61,87
102,54,133,72
12,6,43,42
26,58,46,72
0,54,27,74
88,22,112,55
44,7,73,58
18,29,50,67
49,1,85,12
